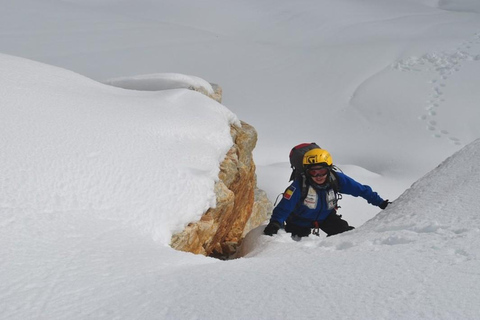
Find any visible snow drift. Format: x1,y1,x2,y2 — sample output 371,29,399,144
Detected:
0,53,239,245
103,73,215,95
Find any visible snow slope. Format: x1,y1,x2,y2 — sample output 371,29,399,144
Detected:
2,63,479,317
238,140,480,319
2,0,480,183
0,53,236,318
2,0,480,318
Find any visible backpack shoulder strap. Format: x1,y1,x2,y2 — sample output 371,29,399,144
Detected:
299,173,309,201
329,169,343,210
291,174,310,213
329,170,340,193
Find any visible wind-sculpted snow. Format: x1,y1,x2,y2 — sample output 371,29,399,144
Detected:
0,54,239,245
103,73,215,95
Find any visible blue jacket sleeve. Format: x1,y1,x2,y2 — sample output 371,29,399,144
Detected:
336,172,384,206
270,180,302,224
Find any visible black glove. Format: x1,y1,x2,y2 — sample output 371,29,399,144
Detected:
379,200,391,209
264,220,281,236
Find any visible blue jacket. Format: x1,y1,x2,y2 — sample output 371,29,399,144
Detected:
271,172,384,227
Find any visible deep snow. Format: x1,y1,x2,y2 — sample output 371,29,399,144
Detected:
1,0,480,319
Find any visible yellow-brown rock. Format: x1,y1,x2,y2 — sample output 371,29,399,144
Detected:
170,120,272,258
170,83,272,258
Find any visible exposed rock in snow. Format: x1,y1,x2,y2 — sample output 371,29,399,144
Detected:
101,72,272,257
171,121,272,258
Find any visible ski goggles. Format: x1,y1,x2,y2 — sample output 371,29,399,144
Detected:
307,168,329,177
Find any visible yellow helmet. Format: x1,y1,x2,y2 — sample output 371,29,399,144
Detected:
303,148,333,167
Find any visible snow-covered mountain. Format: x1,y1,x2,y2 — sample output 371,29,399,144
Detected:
1,0,480,319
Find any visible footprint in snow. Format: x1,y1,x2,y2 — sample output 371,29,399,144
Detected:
394,32,480,146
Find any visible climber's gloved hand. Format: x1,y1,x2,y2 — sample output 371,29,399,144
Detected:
264,220,281,236
379,200,391,210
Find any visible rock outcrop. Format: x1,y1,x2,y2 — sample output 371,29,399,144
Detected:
170,121,272,258
104,75,269,257
170,84,272,258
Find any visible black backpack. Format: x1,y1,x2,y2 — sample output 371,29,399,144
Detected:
288,142,341,204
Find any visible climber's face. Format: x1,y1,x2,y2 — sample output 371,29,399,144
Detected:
308,166,329,185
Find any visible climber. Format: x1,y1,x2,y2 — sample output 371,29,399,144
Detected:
264,147,389,239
